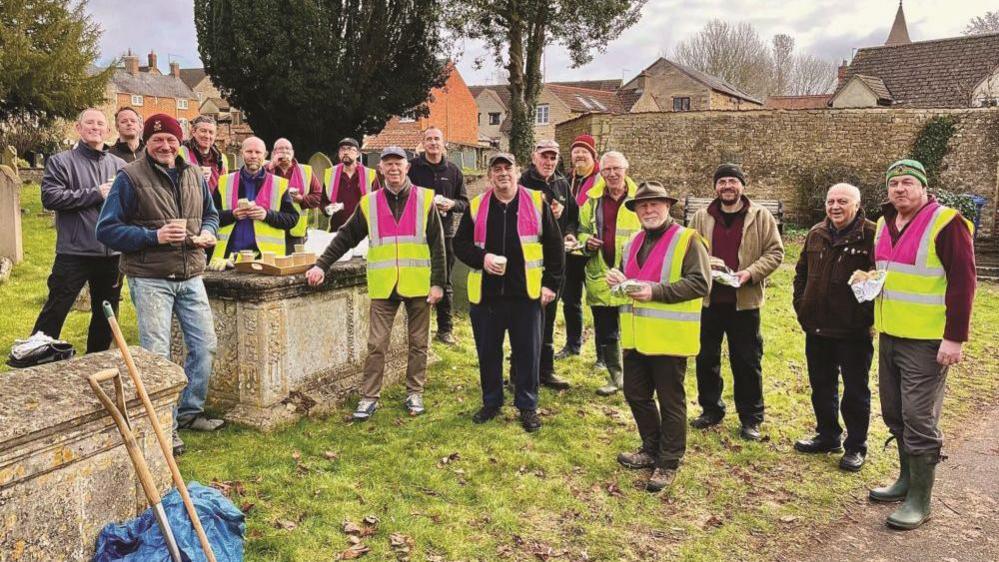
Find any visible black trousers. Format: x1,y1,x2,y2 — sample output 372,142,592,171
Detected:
623,350,687,468
32,254,122,353
436,237,456,334
560,254,586,351
805,334,873,453
470,297,542,411
591,305,620,347
695,303,764,424
540,289,560,376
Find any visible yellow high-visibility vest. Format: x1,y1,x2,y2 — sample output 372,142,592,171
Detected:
361,186,435,299
577,177,640,306
619,225,703,356
466,187,545,304
216,172,290,257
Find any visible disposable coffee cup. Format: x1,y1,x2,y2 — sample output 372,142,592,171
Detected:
239,250,256,263
201,166,212,177
493,255,508,275
238,198,251,209
260,252,276,265
169,218,187,246
289,187,300,196
294,244,306,254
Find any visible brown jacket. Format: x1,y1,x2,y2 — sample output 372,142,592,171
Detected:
793,213,876,339
690,198,784,310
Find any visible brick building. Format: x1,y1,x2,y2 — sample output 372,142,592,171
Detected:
101,51,200,135
364,63,480,160
177,68,254,150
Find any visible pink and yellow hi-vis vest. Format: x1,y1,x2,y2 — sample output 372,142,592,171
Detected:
216,171,290,257
873,201,972,340
466,187,545,304
360,185,435,299
324,164,377,204
619,223,703,356
284,162,314,237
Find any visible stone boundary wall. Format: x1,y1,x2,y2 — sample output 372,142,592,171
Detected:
555,108,999,235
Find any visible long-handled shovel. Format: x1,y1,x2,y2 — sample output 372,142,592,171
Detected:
88,369,183,562
103,301,218,562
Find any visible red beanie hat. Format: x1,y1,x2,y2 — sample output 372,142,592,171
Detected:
570,134,597,160
143,113,183,142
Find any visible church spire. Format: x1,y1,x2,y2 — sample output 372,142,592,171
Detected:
886,1,911,45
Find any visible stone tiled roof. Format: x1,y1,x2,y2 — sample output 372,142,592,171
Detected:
669,61,764,105
363,120,424,151
550,79,622,92
837,32,999,107
616,89,644,112
854,75,893,103
178,68,207,89
764,95,834,109
546,84,625,114
111,69,197,100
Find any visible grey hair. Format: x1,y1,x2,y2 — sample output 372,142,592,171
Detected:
191,115,217,129
600,151,629,169
76,108,106,123
827,182,862,203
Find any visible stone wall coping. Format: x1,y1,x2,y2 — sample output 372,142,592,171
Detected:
201,257,367,302
0,348,187,449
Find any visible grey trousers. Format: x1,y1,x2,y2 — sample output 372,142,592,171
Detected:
878,334,949,455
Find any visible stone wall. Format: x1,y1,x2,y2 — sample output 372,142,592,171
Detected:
555,108,999,235
1,349,186,561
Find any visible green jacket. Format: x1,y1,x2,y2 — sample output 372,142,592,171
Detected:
577,177,640,306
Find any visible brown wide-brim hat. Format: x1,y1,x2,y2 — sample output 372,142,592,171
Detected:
625,181,678,211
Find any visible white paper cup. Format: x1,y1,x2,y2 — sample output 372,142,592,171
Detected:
493,255,507,275
238,198,251,209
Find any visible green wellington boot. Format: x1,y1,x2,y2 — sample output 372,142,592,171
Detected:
596,343,623,396
886,452,937,530
870,441,910,502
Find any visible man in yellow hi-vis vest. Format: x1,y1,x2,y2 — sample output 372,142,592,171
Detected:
868,159,976,530
453,153,565,433
213,137,299,258
266,138,324,254
307,146,446,421
607,181,710,493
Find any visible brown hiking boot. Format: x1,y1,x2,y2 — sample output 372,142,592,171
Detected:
618,449,656,469
646,466,678,492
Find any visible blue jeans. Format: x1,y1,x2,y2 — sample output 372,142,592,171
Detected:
128,276,217,428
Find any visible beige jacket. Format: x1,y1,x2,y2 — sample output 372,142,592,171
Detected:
690,199,784,310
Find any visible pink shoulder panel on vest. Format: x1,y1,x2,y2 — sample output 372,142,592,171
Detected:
624,224,680,281
875,201,941,265
374,187,419,238
474,187,540,248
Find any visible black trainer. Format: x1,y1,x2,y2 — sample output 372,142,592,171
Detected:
794,435,843,454
472,406,501,424
839,450,866,472
519,409,541,432
690,412,724,429
740,423,762,441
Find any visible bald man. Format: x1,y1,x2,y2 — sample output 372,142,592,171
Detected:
213,137,299,257
23,108,125,358
792,183,876,472
266,137,324,253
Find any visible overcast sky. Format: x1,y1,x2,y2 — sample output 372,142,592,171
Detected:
87,0,994,86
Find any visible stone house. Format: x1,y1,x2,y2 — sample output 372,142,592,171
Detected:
363,63,481,168
468,79,624,150
616,58,764,113
831,3,999,108
177,68,254,149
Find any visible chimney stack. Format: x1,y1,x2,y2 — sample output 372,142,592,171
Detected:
837,59,849,88
169,61,180,78
124,49,139,75
147,51,158,73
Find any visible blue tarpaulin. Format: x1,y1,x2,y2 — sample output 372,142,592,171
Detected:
93,482,245,562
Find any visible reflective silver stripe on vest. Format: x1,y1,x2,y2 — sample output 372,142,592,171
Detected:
525,259,544,269
378,235,422,244
367,194,380,246
368,259,432,270
520,235,540,244
880,290,945,305
256,234,285,245
621,304,700,322
878,205,947,276
594,198,603,243
659,227,685,284
414,188,427,244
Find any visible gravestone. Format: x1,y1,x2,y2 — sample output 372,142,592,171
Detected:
1,146,17,173
0,164,24,264
308,151,334,231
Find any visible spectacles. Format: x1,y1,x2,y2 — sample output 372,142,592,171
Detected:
603,166,625,173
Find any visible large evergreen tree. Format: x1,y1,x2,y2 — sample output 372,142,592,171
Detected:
0,0,111,127
447,0,644,164
194,0,450,156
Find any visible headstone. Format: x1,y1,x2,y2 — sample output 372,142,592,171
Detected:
227,152,239,171
308,152,335,231
0,164,24,264
1,146,17,173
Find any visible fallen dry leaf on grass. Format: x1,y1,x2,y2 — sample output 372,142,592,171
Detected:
274,519,297,531
337,544,370,560
324,450,340,460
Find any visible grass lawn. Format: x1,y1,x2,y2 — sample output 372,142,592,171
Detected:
4,184,998,560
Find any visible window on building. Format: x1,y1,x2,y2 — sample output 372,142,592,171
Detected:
534,104,550,125
489,112,501,125
177,99,189,110
131,94,144,106
398,116,416,123
478,113,482,125
672,97,691,111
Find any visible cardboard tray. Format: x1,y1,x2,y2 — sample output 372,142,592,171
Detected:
234,260,314,276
